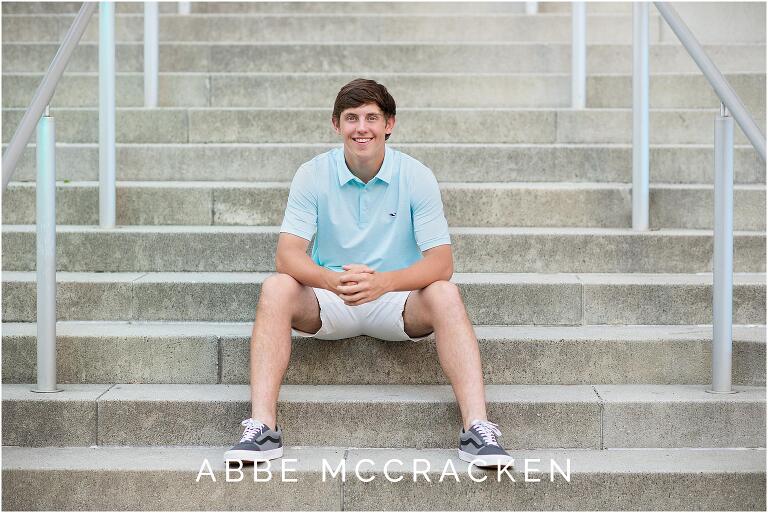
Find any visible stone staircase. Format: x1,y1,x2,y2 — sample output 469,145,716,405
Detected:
2,2,766,510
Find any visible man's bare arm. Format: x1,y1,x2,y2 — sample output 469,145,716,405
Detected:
381,244,453,291
275,233,373,292
275,233,336,289
337,244,453,305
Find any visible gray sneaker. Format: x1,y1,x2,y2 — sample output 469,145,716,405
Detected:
458,419,514,468
224,418,283,463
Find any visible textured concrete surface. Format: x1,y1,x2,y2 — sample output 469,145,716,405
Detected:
2,108,189,144
1,272,138,322
2,384,109,446
650,185,766,230
3,226,766,272
1,446,344,510
588,73,765,110
9,70,762,110
129,275,264,322
6,143,764,184
1,445,766,510
2,13,667,44
8,181,762,230
1,330,218,384
223,326,768,387
2,73,211,108
3,42,764,73
187,108,558,144
3,271,765,324
5,383,763,449
6,106,764,144
0,2,536,15
3,182,214,225
555,108,765,145
3,322,764,386
581,273,767,325
1,1,177,14
658,2,766,44
597,384,767,448
4,72,567,109
209,73,573,109
343,448,767,511
92,384,602,448
3,446,764,510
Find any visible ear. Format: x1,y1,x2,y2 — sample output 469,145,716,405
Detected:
385,115,396,135
331,116,340,134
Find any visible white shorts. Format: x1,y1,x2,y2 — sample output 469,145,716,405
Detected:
292,287,433,342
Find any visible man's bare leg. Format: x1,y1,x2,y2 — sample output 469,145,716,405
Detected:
249,273,321,429
402,281,487,430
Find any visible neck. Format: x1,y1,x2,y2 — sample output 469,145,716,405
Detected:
344,147,386,184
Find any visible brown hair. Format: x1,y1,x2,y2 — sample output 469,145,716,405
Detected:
332,78,396,140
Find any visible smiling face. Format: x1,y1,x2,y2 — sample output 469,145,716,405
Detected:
332,103,395,166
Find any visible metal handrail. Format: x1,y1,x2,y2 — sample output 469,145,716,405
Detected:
645,2,766,394
632,2,649,231
571,1,586,108
654,2,766,161
1,2,98,190
0,1,114,394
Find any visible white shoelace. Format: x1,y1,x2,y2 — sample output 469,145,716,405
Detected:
240,418,266,443
471,420,501,446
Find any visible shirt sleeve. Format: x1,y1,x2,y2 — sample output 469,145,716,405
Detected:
411,166,451,252
279,162,317,241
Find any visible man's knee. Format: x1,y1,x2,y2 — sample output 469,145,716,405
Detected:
259,273,302,310
422,280,463,310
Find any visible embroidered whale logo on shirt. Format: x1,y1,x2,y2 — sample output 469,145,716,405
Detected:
389,212,397,217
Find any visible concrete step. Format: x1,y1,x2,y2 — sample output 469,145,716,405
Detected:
1,2,530,15
4,0,764,45
4,181,765,230
4,72,764,110
1,1,179,14
2,383,764,448
2,13,667,44
2,322,764,386
4,446,763,510
542,2,633,13
2,225,765,273
6,143,765,185
3,42,764,74
543,2,766,44
588,72,765,109
2,272,765,325
3,108,766,145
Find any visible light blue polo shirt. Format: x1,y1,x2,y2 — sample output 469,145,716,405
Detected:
279,146,451,273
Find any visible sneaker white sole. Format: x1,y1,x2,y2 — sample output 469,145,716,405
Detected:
458,449,514,468
224,447,283,463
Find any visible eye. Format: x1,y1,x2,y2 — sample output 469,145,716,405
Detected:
367,115,379,121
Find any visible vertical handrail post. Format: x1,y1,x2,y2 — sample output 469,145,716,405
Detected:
632,1,650,230
571,2,586,108
525,2,538,15
144,2,159,107
99,1,116,227
32,106,61,394
178,2,191,15
709,102,735,394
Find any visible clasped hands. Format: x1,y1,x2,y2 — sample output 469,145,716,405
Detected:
331,263,391,306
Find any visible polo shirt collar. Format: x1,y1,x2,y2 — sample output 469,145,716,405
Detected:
336,146,393,186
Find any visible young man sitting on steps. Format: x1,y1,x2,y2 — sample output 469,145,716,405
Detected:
224,78,514,468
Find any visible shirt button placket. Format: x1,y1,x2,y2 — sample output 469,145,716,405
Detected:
359,187,368,226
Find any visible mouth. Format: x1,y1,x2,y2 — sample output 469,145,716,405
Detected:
352,137,373,147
